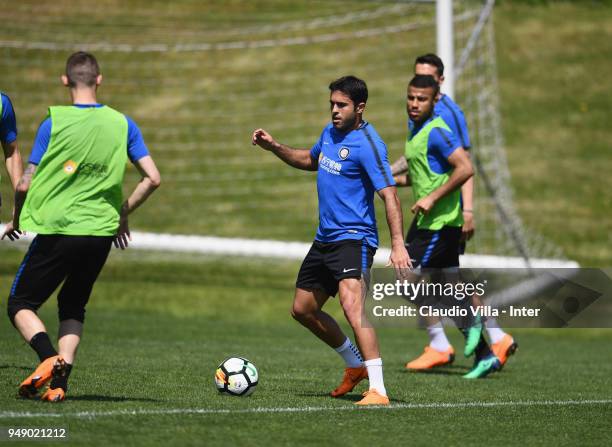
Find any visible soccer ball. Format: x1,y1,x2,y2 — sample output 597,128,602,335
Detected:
214,357,258,396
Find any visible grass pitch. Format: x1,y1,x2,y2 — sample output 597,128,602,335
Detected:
1,248,611,446
0,2,611,444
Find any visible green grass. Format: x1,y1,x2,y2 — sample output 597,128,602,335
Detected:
0,2,611,445
1,247,611,446
495,2,612,266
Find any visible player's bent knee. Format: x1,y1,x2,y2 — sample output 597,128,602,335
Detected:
291,305,310,322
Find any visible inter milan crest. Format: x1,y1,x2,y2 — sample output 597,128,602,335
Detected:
338,147,350,160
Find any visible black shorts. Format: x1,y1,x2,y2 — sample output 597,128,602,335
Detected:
406,215,466,258
8,235,112,322
405,225,461,269
296,239,375,297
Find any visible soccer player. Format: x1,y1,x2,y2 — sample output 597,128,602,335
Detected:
1,52,161,402
1,91,23,235
252,76,410,405
394,74,500,378
392,54,517,371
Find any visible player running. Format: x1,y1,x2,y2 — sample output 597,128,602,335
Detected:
2,52,161,402
391,54,517,372
252,75,410,405
393,74,501,378
1,91,24,236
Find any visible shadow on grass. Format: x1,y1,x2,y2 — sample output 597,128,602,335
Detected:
294,391,413,404
296,391,362,402
70,395,160,403
402,365,470,376
0,364,34,372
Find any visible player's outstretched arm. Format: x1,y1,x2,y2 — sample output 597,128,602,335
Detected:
377,186,412,275
251,128,317,171
114,155,161,250
411,147,473,215
1,163,35,241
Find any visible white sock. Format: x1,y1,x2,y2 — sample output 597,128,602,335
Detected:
427,324,451,352
334,337,363,368
485,318,507,344
364,358,386,396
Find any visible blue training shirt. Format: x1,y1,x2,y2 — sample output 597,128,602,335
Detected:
310,121,394,248
0,93,18,144
29,104,149,165
434,94,471,149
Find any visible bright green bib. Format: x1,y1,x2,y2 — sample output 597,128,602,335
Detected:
20,105,128,236
405,116,463,230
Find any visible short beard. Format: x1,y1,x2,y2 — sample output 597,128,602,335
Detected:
334,114,360,133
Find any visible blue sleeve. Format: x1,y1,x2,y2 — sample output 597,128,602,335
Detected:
126,116,150,163
428,127,461,159
0,94,18,144
450,109,471,149
310,128,324,161
438,98,471,149
359,132,395,191
29,118,52,165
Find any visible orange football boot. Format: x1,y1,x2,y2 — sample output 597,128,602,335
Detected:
355,389,390,406
491,334,518,366
40,357,68,402
41,387,65,402
405,346,455,370
18,355,61,398
330,366,368,397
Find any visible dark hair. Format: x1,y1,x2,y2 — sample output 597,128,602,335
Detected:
65,51,100,87
414,53,444,77
328,75,368,105
408,75,440,97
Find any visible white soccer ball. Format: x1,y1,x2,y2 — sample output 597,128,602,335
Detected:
215,357,259,396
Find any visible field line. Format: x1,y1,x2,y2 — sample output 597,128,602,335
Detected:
1,399,611,419
0,227,579,269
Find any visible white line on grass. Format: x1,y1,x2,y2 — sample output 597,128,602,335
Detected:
1,399,611,420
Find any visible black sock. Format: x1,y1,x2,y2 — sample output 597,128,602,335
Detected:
50,363,72,391
29,332,58,362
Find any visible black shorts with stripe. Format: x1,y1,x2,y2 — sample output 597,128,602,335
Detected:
405,224,461,269
8,235,112,323
296,239,375,297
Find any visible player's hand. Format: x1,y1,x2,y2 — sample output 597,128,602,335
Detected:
461,210,475,241
1,221,22,241
251,128,277,151
386,243,412,279
411,195,435,215
113,215,131,250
